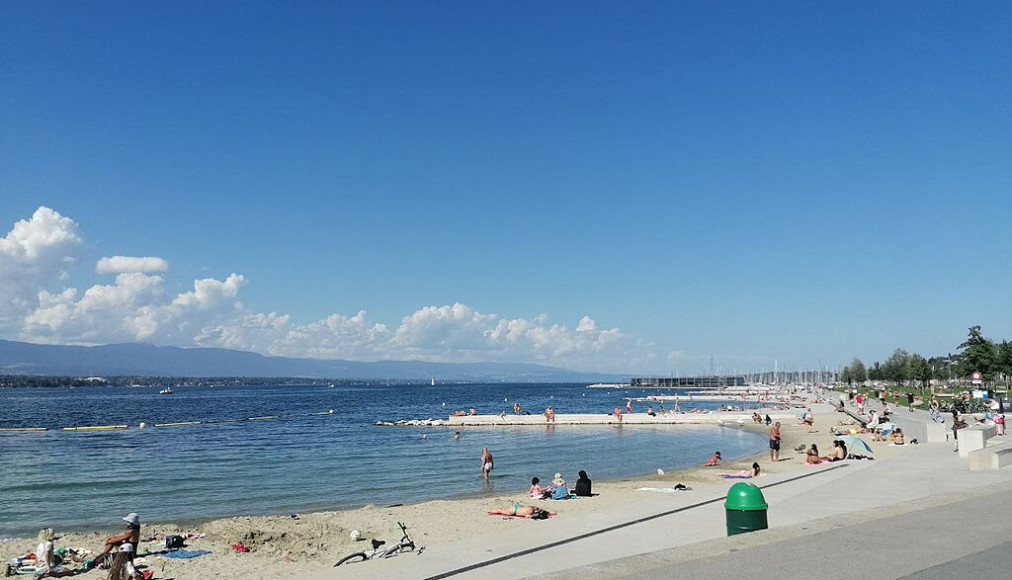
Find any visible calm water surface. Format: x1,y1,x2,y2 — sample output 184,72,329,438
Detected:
0,383,766,538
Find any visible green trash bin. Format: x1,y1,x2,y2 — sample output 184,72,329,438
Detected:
724,482,768,536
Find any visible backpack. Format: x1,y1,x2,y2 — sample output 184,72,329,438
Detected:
165,535,185,549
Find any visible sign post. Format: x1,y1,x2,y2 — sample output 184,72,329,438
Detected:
971,371,983,385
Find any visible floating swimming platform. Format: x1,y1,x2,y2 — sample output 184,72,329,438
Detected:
62,425,129,431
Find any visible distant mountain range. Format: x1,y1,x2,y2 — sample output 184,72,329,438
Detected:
0,339,626,382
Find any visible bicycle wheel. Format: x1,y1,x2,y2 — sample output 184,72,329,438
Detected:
335,552,369,566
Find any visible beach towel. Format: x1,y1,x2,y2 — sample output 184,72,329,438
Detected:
636,486,692,493
487,512,556,519
721,475,753,479
162,550,212,559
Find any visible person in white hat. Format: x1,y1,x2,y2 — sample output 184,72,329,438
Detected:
96,513,141,564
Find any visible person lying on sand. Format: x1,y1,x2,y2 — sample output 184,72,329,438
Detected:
720,462,761,478
488,505,549,518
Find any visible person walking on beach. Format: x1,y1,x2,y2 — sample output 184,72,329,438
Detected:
769,422,781,462
481,447,494,480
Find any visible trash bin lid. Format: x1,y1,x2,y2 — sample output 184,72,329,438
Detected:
724,482,768,510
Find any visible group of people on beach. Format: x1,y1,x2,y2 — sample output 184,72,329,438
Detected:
21,513,145,579
528,470,592,499
489,470,593,519
804,440,849,464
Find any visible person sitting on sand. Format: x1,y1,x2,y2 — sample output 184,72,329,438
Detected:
575,470,592,497
106,543,143,580
34,528,74,578
705,451,722,466
550,473,570,499
489,504,550,518
806,444,822,465
798,409,814,427
822,440,846,462
892,428,905,445
95,513,141,565
529,477,544,499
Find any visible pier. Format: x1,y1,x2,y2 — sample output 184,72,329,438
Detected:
374,411,799,427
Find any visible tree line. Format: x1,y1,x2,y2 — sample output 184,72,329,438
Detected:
840,326,1012,388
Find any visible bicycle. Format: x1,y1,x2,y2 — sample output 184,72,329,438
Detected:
334,522,423,566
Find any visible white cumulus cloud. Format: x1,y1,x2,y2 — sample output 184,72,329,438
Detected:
2,206,656,372
0,207,82,331
96,256,169,274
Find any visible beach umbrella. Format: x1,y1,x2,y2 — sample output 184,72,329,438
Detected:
835,434,874,455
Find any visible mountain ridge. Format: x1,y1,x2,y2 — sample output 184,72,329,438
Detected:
0,339,626,382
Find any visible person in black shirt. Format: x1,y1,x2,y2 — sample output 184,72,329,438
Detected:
575,470,592,496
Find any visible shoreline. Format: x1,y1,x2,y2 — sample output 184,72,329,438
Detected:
2,420,771,542
4,401,854,579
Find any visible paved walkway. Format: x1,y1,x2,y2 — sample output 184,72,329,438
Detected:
310,398,1012,580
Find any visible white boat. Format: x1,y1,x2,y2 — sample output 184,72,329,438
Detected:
431,378,436,386
159,387,174,395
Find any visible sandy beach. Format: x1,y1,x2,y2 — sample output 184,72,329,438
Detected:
4,397,896,579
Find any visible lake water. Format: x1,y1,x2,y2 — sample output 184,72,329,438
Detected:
0,383,766,538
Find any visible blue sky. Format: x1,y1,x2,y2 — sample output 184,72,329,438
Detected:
1,2,1010,374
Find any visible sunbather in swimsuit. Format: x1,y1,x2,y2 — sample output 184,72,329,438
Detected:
489,505,544,517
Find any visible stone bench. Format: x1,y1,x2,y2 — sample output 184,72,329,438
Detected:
969,438,1012,470
891,415,949,444
958,424,997,458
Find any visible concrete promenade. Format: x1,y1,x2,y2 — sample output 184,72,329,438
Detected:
315,399,1012,580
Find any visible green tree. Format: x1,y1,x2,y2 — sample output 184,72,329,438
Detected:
957,326,998,382
840,366,852,385
911,354,932,389
850,359,867,384
868,362,883,381
882,349,912,385
998,340,1012,388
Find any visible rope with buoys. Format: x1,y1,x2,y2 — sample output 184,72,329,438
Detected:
0,409,336,432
